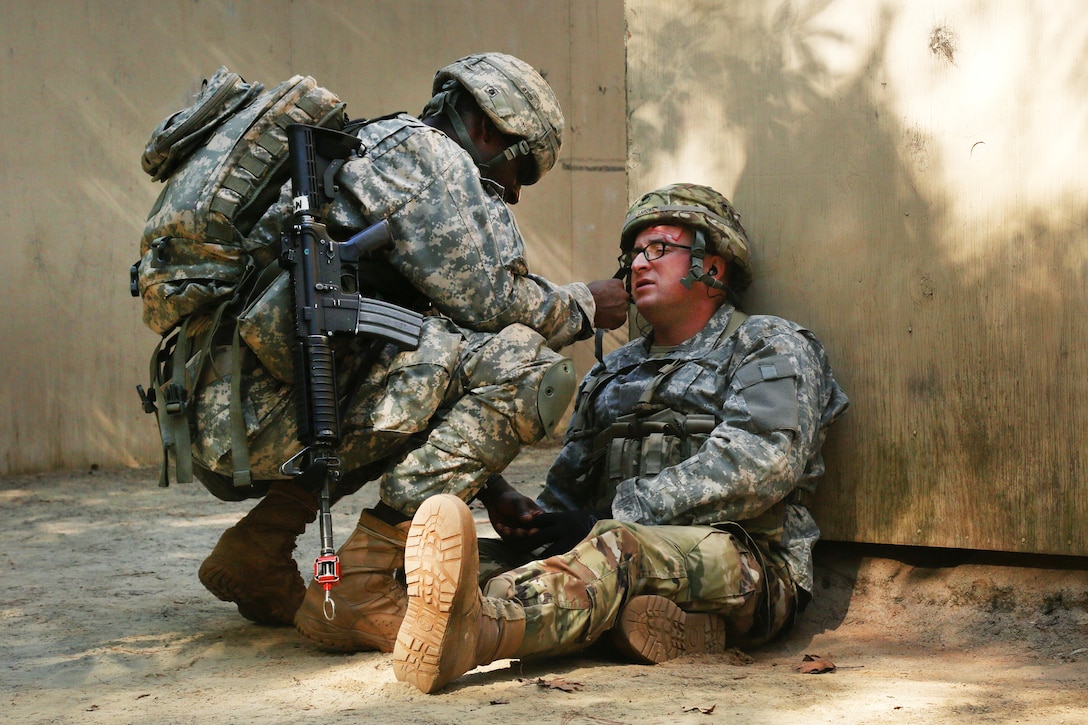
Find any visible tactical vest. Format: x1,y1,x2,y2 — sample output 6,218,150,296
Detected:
581,310,790,543
586,406,788,543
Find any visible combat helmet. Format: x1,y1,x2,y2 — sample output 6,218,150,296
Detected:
423,52,564,185
620,183,753,293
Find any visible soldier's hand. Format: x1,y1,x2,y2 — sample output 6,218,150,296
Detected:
521,508,606,558
588,278,629,330
478,475,544,544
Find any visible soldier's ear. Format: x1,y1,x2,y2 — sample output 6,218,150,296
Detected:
705,253,728,281
474,111,501,144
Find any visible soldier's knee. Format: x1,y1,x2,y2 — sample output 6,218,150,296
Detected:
584,518,644,553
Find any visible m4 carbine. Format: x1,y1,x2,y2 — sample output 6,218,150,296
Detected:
280,123,423,616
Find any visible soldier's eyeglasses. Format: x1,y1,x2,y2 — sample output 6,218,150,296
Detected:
618,240,692,268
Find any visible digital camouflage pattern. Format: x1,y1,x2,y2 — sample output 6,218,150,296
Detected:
483,519,798,656
620,183,754,292
136,74,346,334
538,302,849,595
416,182,846,664
192,111,592,512
326,113,593,347
470,302,846,655
193,318,569,514
430,53,564,184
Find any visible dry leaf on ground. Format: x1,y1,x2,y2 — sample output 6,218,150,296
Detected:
794,654,836,674
520,676,584,692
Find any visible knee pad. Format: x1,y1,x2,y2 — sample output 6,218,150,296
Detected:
537,357,576,435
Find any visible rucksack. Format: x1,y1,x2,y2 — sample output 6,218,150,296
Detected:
132,68,348,489
133,67,347,334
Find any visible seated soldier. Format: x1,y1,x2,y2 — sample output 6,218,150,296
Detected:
389,183,850,693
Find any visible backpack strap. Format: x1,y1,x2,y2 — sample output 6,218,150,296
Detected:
148,317,195,487
180,259,284,489
226,325,253,487
143,282,257,488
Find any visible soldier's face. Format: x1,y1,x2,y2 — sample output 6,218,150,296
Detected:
474,132,532,204
629,225,696,313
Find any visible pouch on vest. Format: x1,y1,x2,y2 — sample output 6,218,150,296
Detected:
588,408,717,510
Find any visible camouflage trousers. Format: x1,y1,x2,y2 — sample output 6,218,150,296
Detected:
191,317,572,516
482,520,797,658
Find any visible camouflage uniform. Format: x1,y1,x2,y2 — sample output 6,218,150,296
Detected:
192,111,592,514
483,302,849,654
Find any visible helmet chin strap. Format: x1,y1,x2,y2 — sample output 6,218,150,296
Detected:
679,229,728,291
421,82,532,177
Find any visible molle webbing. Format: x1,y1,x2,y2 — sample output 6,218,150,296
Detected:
589,406,789,543
593,409,716,478
586,408,716,510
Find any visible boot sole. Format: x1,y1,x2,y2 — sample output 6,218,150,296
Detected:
611,595,727,664
393,495,478,693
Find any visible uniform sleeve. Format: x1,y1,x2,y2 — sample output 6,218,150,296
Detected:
610,329,839,526
334,121,595,350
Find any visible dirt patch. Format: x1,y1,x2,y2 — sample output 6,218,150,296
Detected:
2,446,1086,724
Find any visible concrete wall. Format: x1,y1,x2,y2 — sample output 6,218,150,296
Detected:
0,0,626,476
627,0,1088,556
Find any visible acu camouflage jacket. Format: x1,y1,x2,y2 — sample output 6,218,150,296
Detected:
324,113,595,350
537,304,849,593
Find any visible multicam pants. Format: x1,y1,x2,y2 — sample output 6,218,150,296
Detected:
482,519,797,658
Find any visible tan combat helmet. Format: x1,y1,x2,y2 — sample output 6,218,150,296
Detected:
423,52,564,185
620,183,753,293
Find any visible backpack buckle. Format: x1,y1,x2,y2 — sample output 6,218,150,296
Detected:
136,384,157,414
161,383,189,416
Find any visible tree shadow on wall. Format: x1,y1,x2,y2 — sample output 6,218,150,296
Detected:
628,0,1088,628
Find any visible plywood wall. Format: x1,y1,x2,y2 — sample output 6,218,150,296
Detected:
626,0,1088,555
0,0,626,476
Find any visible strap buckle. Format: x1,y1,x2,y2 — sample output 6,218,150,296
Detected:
161,383,188,416
136,385,157,414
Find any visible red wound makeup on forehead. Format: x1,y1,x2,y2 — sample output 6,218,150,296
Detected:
636,225,685,245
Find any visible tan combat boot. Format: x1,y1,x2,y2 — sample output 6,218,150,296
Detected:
198,480,318,626
610,595,728,664
294,510,410,652
393,494,526,694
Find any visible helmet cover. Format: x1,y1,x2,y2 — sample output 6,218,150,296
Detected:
620,183,753,291
431,52,564,184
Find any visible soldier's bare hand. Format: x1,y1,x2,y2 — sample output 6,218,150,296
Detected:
588,278,629,330
478,475,544,542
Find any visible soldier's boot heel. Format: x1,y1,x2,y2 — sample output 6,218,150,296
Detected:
611,595,727,664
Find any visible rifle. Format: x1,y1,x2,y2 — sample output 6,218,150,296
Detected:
279,123,424,618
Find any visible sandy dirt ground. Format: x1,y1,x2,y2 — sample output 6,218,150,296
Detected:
3,445,1087,724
